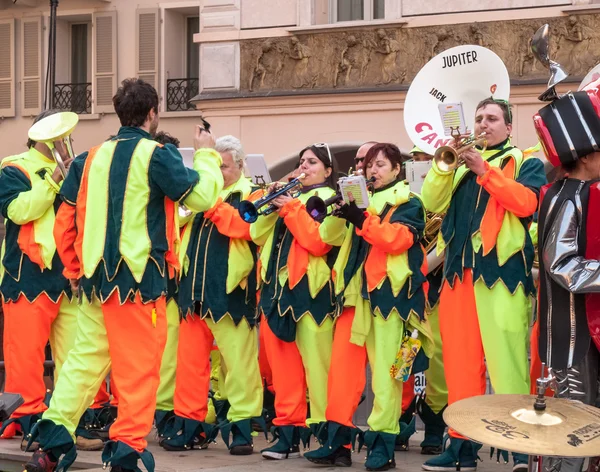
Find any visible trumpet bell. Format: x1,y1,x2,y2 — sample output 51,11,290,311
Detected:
433,146,459,172
239,200,259,223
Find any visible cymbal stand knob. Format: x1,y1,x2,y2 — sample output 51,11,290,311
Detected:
534,363,556,411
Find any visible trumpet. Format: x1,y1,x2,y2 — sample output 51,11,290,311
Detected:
179,205,193,218
238,173,305,223
28,111,79,179
306,176,375,222
433,132,488,172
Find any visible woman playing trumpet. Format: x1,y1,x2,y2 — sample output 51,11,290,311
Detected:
304,143,431,470
253,144,346,460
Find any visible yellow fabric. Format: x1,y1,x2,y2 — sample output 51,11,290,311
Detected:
529,221,538,247
422,143,526,262
2,149,61,270
179,175,255,294
424,303,448,413
119,139,157,281
295,315,333,425
155,299,180,411
43,298,112,439
180,148,224,213
365,312,405,434
81,140,117,278
205,317,263,422
253,187,346,299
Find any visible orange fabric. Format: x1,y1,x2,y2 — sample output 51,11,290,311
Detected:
280,199,332,289
54,202,80,279
325,308,367,427
102,293,167,452
3,294,62,418
438,269,486,439
173,316,214,422
204,198,252,241
261,314,307,426
17,222,44,268
0,421,20,439
258,324,274,394
164,198,179,280
478,159,539,256
402,375,415,413
74,145,102,277
360,211,416,292
91,372,119,409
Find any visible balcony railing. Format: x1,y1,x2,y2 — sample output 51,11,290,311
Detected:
54,83,92,114
166,78,199,112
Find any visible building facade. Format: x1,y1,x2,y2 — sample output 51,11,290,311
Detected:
0,0,598,166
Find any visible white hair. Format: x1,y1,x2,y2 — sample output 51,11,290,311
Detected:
215,135,245,167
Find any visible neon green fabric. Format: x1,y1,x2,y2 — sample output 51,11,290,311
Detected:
180,148,224,213
295,314,333,425
42,299,111,439
529,221,538,247
473,280,530,394
421,144,525,261
204,317,262,422
120,140,157,281
49,296,79,387
2,149,61,270
365,311,405,434
424,303,448,414
155,299,180,412
252,187,346,294
179,175,254,294
80,140,116,279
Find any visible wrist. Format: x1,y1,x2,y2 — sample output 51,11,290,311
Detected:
44,172,61,193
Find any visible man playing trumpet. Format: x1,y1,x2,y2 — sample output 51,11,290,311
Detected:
0,109,78,450
421,98,546,472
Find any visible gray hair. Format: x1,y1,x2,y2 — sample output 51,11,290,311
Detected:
215,135,245,167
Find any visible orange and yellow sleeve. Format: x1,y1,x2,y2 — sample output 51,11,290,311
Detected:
280,198,331,257
53,202,80,279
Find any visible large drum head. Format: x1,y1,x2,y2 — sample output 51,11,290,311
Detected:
404,45,510,156
579,63,600,91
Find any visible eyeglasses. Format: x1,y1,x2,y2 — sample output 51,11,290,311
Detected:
313,142,332,164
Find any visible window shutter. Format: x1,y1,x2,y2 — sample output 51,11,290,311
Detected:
21,17,42,116
92,11,117,114
0,19,15,118
136,9,159,89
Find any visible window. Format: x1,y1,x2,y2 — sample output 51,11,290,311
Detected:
159,6,200,112
69,23,90,113
332,0,385,22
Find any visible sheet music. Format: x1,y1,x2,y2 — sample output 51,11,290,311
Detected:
339,175,370,209
406,161,432,193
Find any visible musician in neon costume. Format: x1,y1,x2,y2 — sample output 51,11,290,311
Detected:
396,146,448,456
159,135,264,455
534,78,600,472
421,98,547,472
304,143,432,471
252,143,346,460
0,110,78,450
22,78,224,472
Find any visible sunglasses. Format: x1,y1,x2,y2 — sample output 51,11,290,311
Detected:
491,98,513,124
313,142,332,164
355,157,365,164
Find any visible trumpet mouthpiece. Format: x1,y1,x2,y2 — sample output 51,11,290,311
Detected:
297,173,306,180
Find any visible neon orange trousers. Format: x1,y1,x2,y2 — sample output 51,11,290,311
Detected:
439,269,530,437
324,307,367,428
42,294,167,452
3,294,77,420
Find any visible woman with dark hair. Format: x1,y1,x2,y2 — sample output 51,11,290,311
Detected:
305,142,431,471
252,143,346,460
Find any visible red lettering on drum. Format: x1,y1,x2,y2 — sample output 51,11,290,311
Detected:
421,133,437,144
415,122,433,133
434,138,451,148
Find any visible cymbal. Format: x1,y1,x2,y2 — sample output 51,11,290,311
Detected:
444,395,600,457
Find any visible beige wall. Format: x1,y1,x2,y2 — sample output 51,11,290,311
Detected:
0,0,596,164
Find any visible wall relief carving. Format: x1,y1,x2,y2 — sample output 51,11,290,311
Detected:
239,14,600,94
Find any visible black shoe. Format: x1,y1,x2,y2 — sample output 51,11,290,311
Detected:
110,467,135,472
230,443,254,455
261,444,300,460
395,439,409,452
305,446,352,467
23,450,57,472
421,444,443,455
